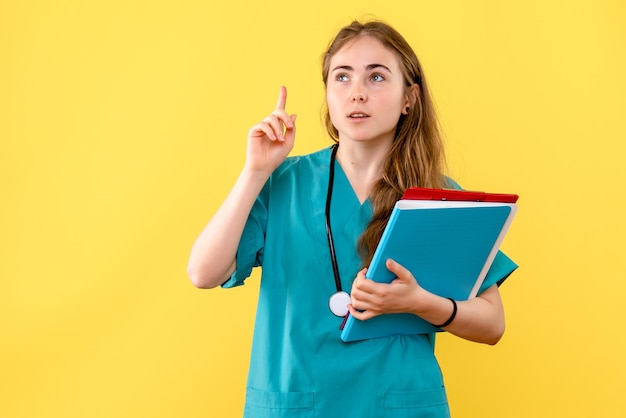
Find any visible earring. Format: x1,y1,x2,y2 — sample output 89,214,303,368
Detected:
405,106,410,113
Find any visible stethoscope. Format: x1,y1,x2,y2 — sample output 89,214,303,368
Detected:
326,144,353,317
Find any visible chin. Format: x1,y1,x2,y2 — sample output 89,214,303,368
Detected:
338,129,395,144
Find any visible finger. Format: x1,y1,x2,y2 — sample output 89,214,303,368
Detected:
273,87,294,131
271,108,294,130
348,304,377,321
263,114,288,141
275,85,287,111
351,285,378,308
385,259,412,280
251,121,278,141
282,114,297,143
350,269,367,293
353,274,380,294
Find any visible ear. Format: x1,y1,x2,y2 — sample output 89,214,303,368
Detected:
402,84,420,114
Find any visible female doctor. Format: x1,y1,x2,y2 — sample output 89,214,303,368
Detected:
187,20,517,418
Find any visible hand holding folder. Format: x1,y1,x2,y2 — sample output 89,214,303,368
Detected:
340,187,518,342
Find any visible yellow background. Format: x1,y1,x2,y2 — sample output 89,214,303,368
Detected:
2,1,625,417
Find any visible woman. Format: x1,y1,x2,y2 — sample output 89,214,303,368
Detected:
187,20,517,417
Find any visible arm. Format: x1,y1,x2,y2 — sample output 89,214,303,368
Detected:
348,259,505,345
186,86,297,289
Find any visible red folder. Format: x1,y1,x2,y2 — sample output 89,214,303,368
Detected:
402,187,519,203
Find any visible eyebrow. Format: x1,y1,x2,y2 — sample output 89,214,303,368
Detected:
331,63,392,73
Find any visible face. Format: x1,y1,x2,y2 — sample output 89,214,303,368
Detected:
326,35,410,146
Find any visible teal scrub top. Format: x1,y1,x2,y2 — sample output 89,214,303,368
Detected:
222,147,517,418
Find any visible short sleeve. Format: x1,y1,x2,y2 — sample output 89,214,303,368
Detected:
443,178,518,293
444,177,462,190
220,184,269,289
478,250,518,294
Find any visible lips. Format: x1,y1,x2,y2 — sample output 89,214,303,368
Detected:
348,112,370,118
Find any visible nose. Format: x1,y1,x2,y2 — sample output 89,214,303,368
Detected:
351,90,367,102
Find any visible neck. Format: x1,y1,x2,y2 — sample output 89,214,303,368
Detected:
335,141,391,203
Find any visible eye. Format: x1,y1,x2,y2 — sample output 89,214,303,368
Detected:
370,73,385,82
335,73,350,82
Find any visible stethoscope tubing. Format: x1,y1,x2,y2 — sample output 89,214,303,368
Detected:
325,144,343,294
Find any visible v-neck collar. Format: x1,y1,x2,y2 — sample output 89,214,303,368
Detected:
332,154,372,208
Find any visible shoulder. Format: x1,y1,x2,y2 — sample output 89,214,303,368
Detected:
258,147,332,208
444,176,462,190
271,146,332,180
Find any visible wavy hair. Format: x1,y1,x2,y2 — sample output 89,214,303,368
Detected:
321,20,448,266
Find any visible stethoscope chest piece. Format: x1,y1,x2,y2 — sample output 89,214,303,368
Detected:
329,291,351,317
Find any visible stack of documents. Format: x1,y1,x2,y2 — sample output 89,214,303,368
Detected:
340,188,518,342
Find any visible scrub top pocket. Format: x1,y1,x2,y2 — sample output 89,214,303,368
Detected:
383,387,450,418
244,388,315,418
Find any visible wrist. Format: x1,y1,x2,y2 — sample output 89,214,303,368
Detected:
410,290,458,328
431,298,457,328
240,163,273,184
409,287,433,317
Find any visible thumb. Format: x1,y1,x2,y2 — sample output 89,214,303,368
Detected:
385,259,413,282
283,114,297,143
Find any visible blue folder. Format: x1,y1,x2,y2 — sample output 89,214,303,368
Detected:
340,194,518,342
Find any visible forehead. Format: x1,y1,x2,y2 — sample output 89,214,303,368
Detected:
329,35,400,70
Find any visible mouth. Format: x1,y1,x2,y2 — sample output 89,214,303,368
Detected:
348,112,370,119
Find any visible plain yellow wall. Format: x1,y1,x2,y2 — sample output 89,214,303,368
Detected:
2,1,625,417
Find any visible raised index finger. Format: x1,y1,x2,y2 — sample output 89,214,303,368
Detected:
275,85,287,110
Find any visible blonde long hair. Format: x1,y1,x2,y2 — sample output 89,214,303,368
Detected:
321,20,448,266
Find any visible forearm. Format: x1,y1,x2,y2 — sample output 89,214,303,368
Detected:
412,285,505,345
186,166,270,289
